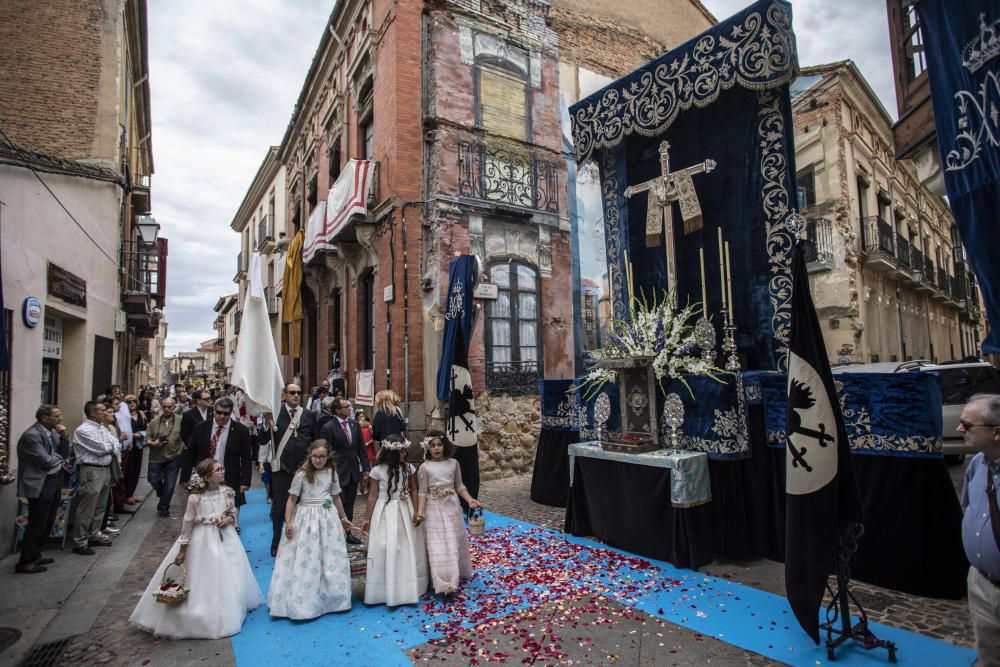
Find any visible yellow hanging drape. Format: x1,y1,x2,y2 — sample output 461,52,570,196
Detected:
281,229,304,357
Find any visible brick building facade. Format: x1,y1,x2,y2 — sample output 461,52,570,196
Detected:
231,0,714,477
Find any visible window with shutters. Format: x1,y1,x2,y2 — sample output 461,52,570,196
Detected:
476,59,529,141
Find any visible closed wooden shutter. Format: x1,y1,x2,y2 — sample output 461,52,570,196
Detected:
479,64,527,141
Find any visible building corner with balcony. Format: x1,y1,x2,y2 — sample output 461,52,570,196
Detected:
0,0,167,550
791,60,984,366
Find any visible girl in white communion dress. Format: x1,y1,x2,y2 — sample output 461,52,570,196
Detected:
129,458,264,638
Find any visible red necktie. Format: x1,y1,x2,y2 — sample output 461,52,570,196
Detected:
210,425,221,457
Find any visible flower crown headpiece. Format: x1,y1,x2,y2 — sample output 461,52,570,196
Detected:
380,437,411,451
187,472,206,491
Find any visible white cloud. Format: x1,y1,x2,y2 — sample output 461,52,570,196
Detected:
148,0,331,356
700,0,897,117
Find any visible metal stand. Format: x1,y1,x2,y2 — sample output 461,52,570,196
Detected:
821,524,898,663
721,313,750,450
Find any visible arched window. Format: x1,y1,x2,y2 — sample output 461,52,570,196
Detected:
485,261,541,393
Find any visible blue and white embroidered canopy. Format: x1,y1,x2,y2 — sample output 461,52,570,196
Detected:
569,0,799,371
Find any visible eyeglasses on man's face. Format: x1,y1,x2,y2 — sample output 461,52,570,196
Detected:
215,409,232,417
286,390,302,396
959,418,996,430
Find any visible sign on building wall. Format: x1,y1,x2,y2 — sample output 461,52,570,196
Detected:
42,315,63,359
47,263,87,307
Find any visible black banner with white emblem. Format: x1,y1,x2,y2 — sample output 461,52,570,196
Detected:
784,241,862,644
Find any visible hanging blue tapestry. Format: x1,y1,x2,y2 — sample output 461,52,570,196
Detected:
917,0,1000,354
569,0,799,371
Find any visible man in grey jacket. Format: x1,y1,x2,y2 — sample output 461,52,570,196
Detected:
15,404,68,573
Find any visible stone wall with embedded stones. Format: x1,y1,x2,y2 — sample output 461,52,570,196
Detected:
476,393,541,480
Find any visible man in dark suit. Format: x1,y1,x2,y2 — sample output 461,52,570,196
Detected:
321,396,370,544
189,397,252,507
179,388,212,483
259,383,317,555
15,404,69,573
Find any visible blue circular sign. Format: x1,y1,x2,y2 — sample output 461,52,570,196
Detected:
22,297,42,328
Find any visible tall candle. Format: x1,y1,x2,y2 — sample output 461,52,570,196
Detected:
725,241,734,321
699,247,707,312
718,228,726,311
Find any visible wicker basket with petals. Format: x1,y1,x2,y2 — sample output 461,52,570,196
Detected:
153,563,189,605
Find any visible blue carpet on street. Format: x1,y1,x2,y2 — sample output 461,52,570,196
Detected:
231,489,975,666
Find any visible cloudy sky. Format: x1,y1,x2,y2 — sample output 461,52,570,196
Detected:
150,0,896,356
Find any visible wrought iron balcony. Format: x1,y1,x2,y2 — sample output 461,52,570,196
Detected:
265,286,278,315
457,140,560,214
861,216,895,272
257,214,274,252
803,217,833,272
485,360,542,396
934,267,952,302
953,265,969,303
923,257,936,288
895,234,911,268
235,251,247,281
122,239,166,338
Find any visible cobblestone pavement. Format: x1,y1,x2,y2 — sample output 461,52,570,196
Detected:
50,470,972,666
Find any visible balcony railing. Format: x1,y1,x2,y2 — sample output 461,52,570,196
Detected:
896,234,910,268
265,286,278,315
457,140,560,214
485,360,541,396
257,214,273,250
938,268,950,293
803,217,833,271
954,265,969,302
861,216,894,255
122,241,161,297
235,251,247,281
910,247,924,276
924,257,936,287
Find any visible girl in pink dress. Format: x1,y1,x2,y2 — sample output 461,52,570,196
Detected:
414,431,482,594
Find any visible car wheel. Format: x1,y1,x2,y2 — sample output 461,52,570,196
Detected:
944,454,966,466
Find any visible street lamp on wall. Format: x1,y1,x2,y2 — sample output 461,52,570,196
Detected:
136,215,161,247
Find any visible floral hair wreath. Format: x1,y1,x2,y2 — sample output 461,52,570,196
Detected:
380,437,411,451
420,436,441,451
187,472,206,491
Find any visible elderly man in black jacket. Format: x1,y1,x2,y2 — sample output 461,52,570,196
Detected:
258,383,317,556
15,404,69,573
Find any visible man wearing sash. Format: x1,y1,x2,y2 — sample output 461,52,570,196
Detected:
258,383,317,556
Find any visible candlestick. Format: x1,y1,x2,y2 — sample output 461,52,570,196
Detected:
717,228,726,311
724,240,734,321
699,247,707,311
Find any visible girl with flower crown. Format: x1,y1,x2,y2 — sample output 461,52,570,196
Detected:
268,440,354,619
415,431,483,595
361,434,428,605
129,458,264,638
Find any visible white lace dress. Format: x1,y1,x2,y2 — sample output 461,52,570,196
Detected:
418,459,472,594
268,468,352,619
129,487,264,639
364,463,429,606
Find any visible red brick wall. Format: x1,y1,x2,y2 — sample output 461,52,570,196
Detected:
0,0,104,158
